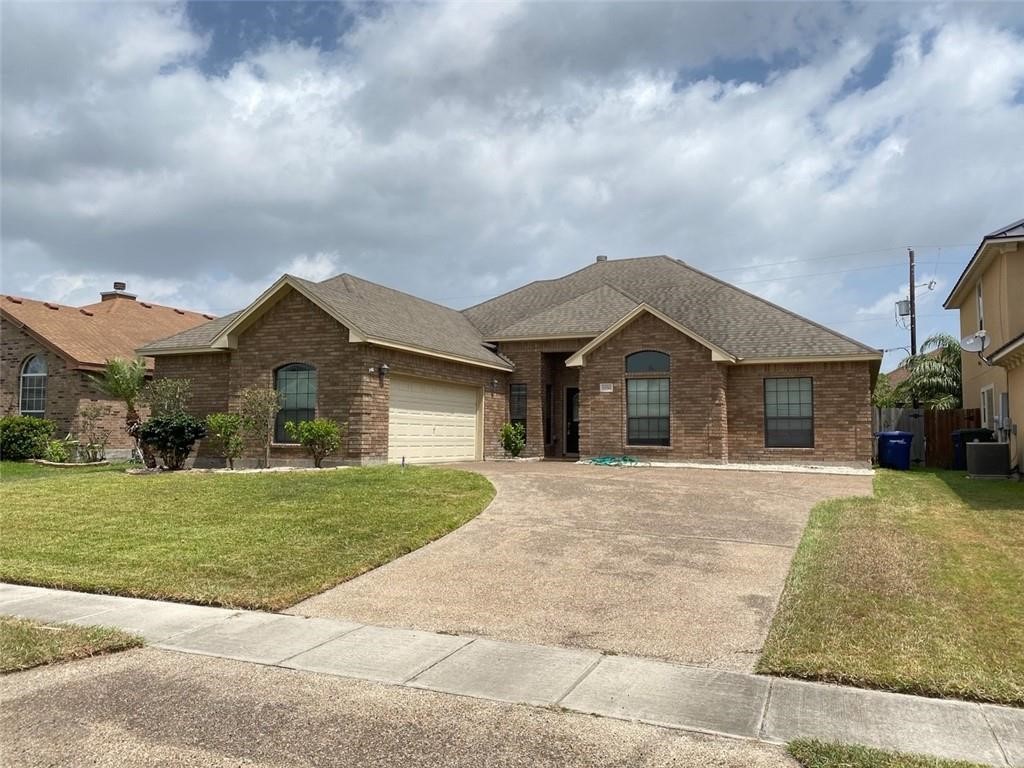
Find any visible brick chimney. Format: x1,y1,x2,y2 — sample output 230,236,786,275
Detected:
100,281,137,301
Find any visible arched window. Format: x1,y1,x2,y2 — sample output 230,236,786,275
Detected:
625,351,670,446
625,350,670,373
275,363,317,443
19,355,47,417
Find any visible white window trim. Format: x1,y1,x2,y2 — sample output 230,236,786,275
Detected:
980,384,995,429
19,356,47,417
976,281,985,331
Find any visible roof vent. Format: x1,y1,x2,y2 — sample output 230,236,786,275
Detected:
44,302,59,310
6,296,23,304
79,308,94,316
596,255,609,263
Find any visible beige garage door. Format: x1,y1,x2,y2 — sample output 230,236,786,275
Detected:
388,376,480,464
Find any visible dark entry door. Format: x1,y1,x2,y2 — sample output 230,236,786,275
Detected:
565,387,580,454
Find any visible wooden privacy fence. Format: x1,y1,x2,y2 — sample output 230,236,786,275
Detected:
872,407,982,468
924,408,982,469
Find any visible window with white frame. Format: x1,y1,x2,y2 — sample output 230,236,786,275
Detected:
19,355,47,417
980,385,995,429
977,281,985,331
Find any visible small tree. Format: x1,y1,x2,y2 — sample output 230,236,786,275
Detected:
871,372,904,408
89,358,149,465
896,333,963,409
205,412,244,469
499,422,526,458
239,386,282,468
138,414,207,470
284,418,345,468
142,378,192,418
76,403,114,462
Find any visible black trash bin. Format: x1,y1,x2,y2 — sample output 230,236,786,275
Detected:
951,428,996,470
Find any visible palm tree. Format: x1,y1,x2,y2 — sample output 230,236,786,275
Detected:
895,333,963,409
89,357,149,462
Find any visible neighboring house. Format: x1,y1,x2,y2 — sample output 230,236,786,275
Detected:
884,349,941,389
943,217,1024,470
141,255,881,468
1,283,213,454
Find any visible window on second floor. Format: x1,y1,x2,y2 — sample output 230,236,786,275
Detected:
977,281,985,331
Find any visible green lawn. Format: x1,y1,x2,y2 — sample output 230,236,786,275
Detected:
788,740,987,768
0,617,141,673
759,469,1024,706
0,460,130,482
0,464,494,610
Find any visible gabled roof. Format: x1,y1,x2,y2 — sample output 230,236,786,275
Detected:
1,294,212,371
566,304,736,367
140,274,513,371
944,216,1024,309
464,256,880,361
489,284,639,340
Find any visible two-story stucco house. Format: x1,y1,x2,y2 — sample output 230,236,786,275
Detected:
944,218,1024,471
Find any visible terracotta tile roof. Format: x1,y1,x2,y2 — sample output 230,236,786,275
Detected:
1,294,213,371
464,255,880,359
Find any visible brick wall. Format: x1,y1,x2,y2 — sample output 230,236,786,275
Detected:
726,361,873,466
497,340,586,458
1,317,137,454
349,345,509,463
576,313,729,461
154,288,510,466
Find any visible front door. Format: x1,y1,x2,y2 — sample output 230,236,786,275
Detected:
565,387,580,455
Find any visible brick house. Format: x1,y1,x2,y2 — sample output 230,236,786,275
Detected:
1,283,213,455
140,256,881,468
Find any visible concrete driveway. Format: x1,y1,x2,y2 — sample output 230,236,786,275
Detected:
292,462,871,671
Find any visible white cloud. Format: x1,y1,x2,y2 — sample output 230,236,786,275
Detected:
1,0,1022,371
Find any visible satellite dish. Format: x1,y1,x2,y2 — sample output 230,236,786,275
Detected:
960,332,989,353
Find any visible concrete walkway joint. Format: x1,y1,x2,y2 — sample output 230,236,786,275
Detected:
1,583,1019,767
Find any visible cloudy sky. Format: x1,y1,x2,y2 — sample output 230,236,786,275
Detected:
3,2,1023,369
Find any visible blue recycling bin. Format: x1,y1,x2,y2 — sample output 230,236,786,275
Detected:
876,430,913,470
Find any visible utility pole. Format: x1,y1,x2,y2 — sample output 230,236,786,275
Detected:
908,247,917,356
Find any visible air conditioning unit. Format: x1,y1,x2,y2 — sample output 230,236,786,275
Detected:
966,442,1011,479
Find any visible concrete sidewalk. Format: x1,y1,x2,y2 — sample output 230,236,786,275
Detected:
2,583,1020,767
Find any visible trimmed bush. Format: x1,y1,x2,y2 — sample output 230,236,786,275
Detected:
0,416,55,461
138,414,207,470
205,413,244,469
284,418,345,468
499,422,526,458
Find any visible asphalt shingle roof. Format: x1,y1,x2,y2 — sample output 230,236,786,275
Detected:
3,294,213,370
463,256,879,359
141,274,511,369
490,284,639,339
141,255,879,366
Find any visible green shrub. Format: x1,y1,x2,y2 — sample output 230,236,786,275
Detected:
284,418,345,468
205,412,244,469
138,414,207,470
43,439,71,463
499,422,526,458
0,416,55,461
